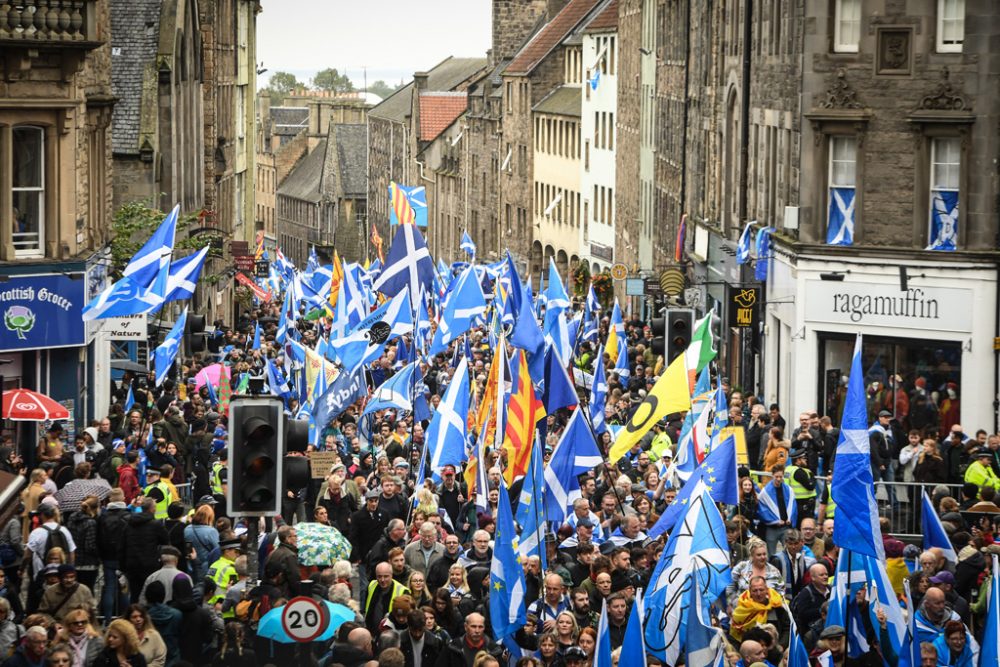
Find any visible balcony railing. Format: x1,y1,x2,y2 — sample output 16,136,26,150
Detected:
0,0,100,47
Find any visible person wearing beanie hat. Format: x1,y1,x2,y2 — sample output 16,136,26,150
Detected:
39,562,96,619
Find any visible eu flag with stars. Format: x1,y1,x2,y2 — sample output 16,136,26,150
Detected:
489,480,527,641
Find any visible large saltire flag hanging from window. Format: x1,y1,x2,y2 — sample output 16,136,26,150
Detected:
926,191,958,251
826,187,855,246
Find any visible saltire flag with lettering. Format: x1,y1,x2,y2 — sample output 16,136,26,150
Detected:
163,245,210,304
502,350,545,484
328,288,413,374
827,187,856,246
489,479,527,640
642,482,732,664
736,222,754,265
153,308,186,387
926,190,958,251
922,490,958,564
372,223,435,299
543,409,602,525
388,182,428,227
832,334,885,561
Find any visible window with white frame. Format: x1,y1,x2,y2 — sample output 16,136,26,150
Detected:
928,137,960,249
826,135,856,245
12,126,44,256
834,0,861,53
937,0,964,52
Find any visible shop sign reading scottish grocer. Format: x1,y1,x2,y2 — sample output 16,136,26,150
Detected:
0,274,86,352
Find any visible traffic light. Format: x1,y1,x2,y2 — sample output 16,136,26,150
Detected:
651,315,666,359
228,397,283,516
665,309,694,364
185,313,206,354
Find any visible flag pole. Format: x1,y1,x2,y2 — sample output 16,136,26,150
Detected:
579,397,630,522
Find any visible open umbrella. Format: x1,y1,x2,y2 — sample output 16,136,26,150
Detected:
294,522,352,566
194,363,225,390
256,600,354,644
2,389,70,421
54,477,112,512
109,359,148,373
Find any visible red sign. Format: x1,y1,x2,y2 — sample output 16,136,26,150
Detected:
234,255,254,272
235,272,271,302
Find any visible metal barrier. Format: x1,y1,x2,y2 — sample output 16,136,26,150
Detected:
174,482,193,505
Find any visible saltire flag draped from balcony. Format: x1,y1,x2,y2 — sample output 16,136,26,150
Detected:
827,187,856,246
388,182,428,227
926,190,958,251
736,222,754,265
753,226,775,282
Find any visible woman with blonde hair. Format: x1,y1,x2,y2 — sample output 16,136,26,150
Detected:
93,619,146,667
59,606,103,667
553,610,579,653
20,469,48,540
125,604,165,667
726,538,784,609
407,571,432,607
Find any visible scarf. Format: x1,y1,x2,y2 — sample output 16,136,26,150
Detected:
67,634,90,667
730,588,784,641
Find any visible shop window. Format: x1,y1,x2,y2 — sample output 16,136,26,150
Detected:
834,0,861,53
12,126,45,257
937,0,964,53
827,136,856,245
928,137,960,250
820,334,961,434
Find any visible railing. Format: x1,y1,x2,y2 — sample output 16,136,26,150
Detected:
0,0,99,45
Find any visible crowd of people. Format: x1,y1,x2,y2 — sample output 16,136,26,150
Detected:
0,287,996,667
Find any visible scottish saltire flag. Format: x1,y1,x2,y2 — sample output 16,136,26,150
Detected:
685,564,727,667
649,435,738,538
124,205,178,286
589,68,601,91
589,357,608,435
392,337,409,371
328,288,412,373
83,258,173,320
643,482,731,664
515,439,547,571
362,363,416,417
618,588,648,667
675,397,712,483
594,599,612,667
500,253,523,323
981,554,1000,667
543,409,603,525
754,226,774,282
388,182,428,227
786,605,812,667
511,283,545,358
153,308,186,387
123,385,135,413
922,490,958,564
586,284,600,314
329,279,352,340
163,245,209,303
373,223,435,299
305,246,319,276
826,550,907,659
460,230,476,259
429,268,487,355
827,187,856,246
274,247,295,281
736,221,754,265
580,307,598,345
426,357,470,473
265,358,291,399
926,190,958,251
832,335,885,561
543,345,578,414
606,300,629,379
275,289,295,344
416,293,432,346
757,478,798,527
490,480,527,640
898,580,921,667
543,261,571,361
250,322,262,350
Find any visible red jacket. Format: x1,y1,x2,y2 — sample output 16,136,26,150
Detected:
117,464,140,503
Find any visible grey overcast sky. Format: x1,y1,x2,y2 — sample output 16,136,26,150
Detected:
257,1,492,91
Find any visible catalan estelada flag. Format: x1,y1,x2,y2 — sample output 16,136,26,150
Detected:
502,350,545,484
388,181,416,226
674,213,687,262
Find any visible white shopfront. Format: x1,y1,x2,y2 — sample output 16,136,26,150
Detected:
763,251,998,433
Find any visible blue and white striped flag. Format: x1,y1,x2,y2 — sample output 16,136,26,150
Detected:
153,308,186,387
827,187,856,246
328,288,413,373
926,191,958,251
826,549,906,660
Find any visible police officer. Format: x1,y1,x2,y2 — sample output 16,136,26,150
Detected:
785,449,817,521
210,449,228,499
207,536,240,611
143,467,173,520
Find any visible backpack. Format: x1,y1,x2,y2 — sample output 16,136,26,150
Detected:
42,525,70,560
234,589,272,625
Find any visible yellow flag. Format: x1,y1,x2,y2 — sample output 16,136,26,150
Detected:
607,353,691,464
304,347,339,401
328,250,344,310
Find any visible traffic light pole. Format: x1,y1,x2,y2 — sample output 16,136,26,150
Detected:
245,518,260,586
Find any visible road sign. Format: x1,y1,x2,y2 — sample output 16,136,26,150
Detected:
99,314,148,340
281,596,327,643
625,278,645,296
610,263,628,280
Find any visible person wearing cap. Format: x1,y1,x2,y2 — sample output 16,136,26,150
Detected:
963,447,1000,496
870,409,894,486
38,564,96,619
814,625,846,665
927,570,971,625
784,449,817,520
139,545,192,606
206,536,240,610
142,467,173,520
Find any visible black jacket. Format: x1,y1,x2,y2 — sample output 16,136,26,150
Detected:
348,507,388,563
317,492,357,535
367,529,405,577
426,551,460,592
119,512,169,576
400,630,442,667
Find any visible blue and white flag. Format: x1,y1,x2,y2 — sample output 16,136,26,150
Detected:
275,289,296,345
787,604,812,667
372,223,435,298
826,549,906,660
153,308,186,387
82,268,171,321
643,482,732,664
515,438,547,571
754,226,775,282
429,267,487,355
163,245,209,303
542,258,571,360
618,588,647,667
123,385,135,413
265,358,291,399
926,191,958,251
313,367,367,431
589,357,608,435
980,554,1000,667
757,478,798,527
649,435,739,538
589,68,601,91
250,322,262,350
328,288,413,373
586,284,600,315
580,308,598,345
922,490,958,564
736,222,754,265
543,345,578,414
460,230,476,259
489,479,527,640
425,357,470,473
832,334,885,561
594,598,612,667
511,283,545,374
362,363,416,417
685,564,727,667
898,580,921,667
543,409,603,526
711,383,729,438
827,187,856,246
124,205,178,287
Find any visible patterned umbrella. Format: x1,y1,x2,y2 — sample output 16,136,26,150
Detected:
54,478,113,512
2,389,70,421
294,522,351,566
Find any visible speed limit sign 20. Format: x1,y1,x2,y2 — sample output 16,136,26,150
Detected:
281,596,328,642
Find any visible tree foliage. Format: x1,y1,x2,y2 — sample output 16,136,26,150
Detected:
264,71,300,104
312,68,354,93
367,79,402,100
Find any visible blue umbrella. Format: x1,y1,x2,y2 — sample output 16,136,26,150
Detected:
315,602,356,642
256,600,355,644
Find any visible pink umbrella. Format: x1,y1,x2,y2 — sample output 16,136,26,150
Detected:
2,389,70,421
194,363,225,390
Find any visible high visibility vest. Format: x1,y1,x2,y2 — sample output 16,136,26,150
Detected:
785,466,817,500
211,462,225,495
207,555,237,607
143,481,171,519
364,579,409,616
825,494,837,519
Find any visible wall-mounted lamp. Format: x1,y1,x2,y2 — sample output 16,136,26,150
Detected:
819,271,848,282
